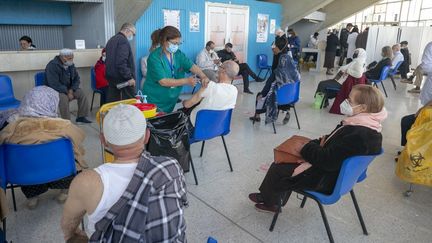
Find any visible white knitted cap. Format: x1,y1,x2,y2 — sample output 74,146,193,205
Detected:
103,104,147,146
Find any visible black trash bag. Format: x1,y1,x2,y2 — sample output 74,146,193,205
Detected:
147,111,191,172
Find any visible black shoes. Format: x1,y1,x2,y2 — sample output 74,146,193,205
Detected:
255,78,265,82
76,117,92,124
244,90,254,94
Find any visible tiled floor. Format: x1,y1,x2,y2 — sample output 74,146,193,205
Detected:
5,71,432,243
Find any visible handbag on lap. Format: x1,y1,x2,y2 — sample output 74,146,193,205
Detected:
274,135,311,163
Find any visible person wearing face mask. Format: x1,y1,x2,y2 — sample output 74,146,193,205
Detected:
287,29,301,62
316,48,367,108
94,48,109,106
196,41,221,82
249,84,386,213
143,26,210,113
272,28,288,71
105,23,137,102
44,48,91,123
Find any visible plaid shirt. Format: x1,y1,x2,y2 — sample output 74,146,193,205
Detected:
89,152,188,243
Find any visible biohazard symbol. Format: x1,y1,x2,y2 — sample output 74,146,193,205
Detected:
409,152,425,168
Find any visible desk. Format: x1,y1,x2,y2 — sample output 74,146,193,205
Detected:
302,48,325,72
0,49,101,109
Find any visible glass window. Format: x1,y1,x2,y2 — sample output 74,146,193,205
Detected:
420,8,432,20
408,0,422,21
422,0,432,9
375,3,387,13
400,1,410,21
385,2,401,22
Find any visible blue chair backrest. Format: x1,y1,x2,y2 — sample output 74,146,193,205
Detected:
379,66,391,81
0,146,6,190
333,149,383,198
0,75,16,105
91,67,97,91
276,81,300,105
257,54,269,68
34,72,45,86
390,61,403,75
192,109,233,141
3,138,76,185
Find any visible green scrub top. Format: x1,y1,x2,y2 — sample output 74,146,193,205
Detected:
143,47,194,113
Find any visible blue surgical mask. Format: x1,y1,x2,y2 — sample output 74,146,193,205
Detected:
127,35,133,41
168,42,179,54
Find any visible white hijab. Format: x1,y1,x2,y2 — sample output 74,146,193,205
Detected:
339,48,367,78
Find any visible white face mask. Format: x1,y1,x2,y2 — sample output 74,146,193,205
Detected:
102,56,106,62
340,99,360,116
209,49,214,54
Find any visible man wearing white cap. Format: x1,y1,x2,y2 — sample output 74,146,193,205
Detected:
44,48,91,123
62,104,188,242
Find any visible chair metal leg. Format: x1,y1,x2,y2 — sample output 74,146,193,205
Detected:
258,69,263,79
390,75,397,90
11,185,17,212
316,202,335,243
221,136,233,172
90,91,95,111
350,190,368,235
189,157,198,185
2,219,6,241
272,122,277,134
300,196,307,208
199,141,205,157
293,106,301,129
381,82,388,97
404,183,414,197
81,218,85,231
264,69,270,79
269,195,283,232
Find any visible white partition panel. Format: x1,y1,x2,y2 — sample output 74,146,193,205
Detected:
366,26,379,64
400,27,425,68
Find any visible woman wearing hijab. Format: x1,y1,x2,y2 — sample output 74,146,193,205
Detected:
315,48,367,107
0,86,87,210
249,84,386,213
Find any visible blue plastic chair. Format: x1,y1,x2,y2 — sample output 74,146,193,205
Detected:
90,67,106,111
257,54,272,79
3,138,76,211
189,109,233,185
388,61,403,90
269,149,384,243
369,66,391,98
273,81,301,133
34,72,45,87
0,146,6,240
0,75,20,111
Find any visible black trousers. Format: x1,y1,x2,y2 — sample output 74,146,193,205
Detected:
338,46,347,66
107,81,135,103
259,163,302,206
315,79,341,99
99,86,109,107
400,61,409,79
239,63,259,91
401,114,416,146
21,175,75,198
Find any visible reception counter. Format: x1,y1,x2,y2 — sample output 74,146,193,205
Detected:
0,49,102,111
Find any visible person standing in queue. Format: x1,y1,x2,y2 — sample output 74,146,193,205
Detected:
105,23,137,102
143,26,210,113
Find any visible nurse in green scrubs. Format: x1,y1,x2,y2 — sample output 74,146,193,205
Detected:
143,26,209,113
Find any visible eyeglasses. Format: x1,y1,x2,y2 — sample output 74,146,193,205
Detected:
127,28,136,36
168,40,183,45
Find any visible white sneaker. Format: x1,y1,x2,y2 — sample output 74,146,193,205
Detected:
27,197,39,210
56,189,68,204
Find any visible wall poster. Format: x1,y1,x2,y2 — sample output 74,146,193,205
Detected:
256,13,269,43
270,19,276,34
163,9,180,29
189,12,200,32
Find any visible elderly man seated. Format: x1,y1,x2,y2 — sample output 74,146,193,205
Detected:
182,60,239,126
196,41,221,82
44,48,91,123
62,104,188,242
392,44,404,69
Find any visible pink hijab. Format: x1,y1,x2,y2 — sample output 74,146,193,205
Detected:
342,108,388,132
